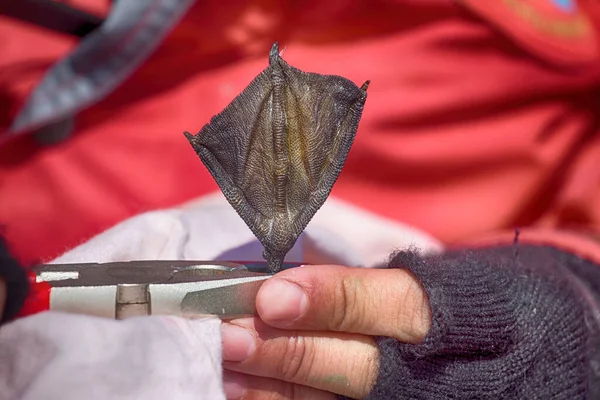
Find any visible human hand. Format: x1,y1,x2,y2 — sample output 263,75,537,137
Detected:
220,265,432,399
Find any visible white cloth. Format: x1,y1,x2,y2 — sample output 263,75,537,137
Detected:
0,314,222,400
0,194,442,400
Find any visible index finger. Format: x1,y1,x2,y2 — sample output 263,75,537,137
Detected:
256,265,431,343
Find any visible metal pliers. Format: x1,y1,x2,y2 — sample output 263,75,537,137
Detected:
18,261,298,320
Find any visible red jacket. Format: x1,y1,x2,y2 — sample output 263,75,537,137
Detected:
1,0,599,263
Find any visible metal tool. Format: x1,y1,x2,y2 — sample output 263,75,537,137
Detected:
19,261,299,320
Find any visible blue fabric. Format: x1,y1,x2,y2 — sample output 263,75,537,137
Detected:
551,0,576,12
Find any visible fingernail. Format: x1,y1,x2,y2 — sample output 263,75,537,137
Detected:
258,278,308,321
223,371,247,399
221,323,256,362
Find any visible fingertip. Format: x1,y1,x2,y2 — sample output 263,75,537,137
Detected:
221,322,256,362
256,278,308,324
222,370,247,399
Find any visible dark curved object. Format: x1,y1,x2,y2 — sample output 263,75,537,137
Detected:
185,43,369,272
0,0,103,38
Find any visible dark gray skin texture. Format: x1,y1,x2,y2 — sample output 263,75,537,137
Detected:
185,42,369,272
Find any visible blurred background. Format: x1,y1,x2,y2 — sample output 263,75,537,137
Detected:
1,0,599,264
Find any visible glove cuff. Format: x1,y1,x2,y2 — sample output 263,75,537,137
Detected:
388,250,520,358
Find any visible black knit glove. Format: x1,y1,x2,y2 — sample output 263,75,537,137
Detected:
358,245,600,400
0,238,29,324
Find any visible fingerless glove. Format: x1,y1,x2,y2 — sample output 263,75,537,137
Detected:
356,245,600,400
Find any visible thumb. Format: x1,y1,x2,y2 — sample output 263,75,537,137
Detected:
256,265,431,343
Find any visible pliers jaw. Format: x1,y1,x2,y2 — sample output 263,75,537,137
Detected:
21,261,300,320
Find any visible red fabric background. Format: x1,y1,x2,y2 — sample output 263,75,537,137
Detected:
1,0,600,263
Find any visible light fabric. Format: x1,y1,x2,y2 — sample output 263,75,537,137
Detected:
3,0,600,264
0,194,440,399
0,313,223,400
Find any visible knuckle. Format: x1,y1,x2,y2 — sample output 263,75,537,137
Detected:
277,334,318,383
397,275,431,342
330,277,367,332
